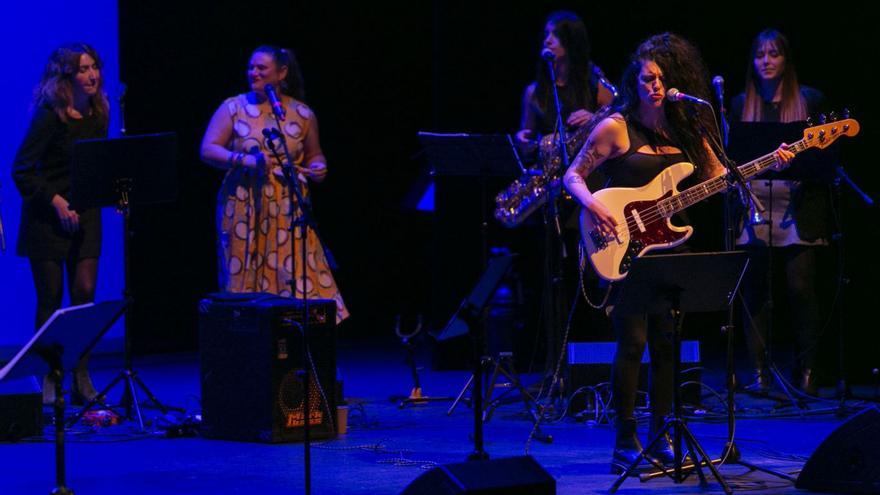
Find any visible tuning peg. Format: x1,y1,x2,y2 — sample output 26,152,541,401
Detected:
829,111,838,122
806,116,814,127
818,113,827,124
842,108,851,119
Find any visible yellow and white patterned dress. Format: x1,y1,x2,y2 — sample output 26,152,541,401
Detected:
215,93,349,322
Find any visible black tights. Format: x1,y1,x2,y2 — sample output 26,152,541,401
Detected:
611,312,675,421
741,245,821,371
30,257,98,330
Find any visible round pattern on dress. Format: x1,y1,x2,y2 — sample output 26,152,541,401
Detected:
260,218,270,235
317,270,334,288
245,103,261,118
252,253,264,269
228,256,242,275
267,251,278,270
234,120,251,138
260,276,271,292
263,183,274,198
295,104,311,119
226,101,238,116
225,199,236,218
277,229,289,246
267,201,280,218
235,186,249,201
295,276,315,295
283,255,293,274
284,122,303,139
307,251,318,271
234,222,249,240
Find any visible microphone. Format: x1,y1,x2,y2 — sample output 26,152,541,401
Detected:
263,83,286,121
540,48,555,61
262,128,282,139
666,88,710,106
592,65,618,99
712,76,724,105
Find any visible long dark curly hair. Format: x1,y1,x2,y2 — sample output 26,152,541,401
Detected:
589,33,716,176
533,11,595,115
252,45,306,100
34,42,109,126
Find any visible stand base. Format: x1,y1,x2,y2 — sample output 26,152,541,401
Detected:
611,418,732,495
396,388,455,408
51,487,74,495
68,368,180,430
448,355,552,444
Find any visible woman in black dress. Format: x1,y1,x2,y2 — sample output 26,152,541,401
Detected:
12,42,109,404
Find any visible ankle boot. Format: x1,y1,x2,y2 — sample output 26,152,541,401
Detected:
744,368,770,392
72,366,98,405
800,368,818,396
611,418,644,474
646,414,675,466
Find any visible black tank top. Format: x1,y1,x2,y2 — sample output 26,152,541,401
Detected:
600,115,692,227
600,115,688,188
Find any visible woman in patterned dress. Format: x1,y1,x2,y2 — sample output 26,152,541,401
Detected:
200,45,349,322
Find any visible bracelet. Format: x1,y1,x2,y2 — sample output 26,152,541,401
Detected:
229,152,245,168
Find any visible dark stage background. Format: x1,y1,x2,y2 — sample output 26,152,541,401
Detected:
119,1,879,384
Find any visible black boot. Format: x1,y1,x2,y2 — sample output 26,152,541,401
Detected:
800,368,818,396
744,368,770,393
611,418,644,474
646,414,675,466
71,365,98,406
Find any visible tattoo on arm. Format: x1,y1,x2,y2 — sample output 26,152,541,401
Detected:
564,175,586,187
571,126,616,176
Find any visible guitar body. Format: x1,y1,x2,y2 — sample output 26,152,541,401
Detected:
580,162,696,281
576,118,859,281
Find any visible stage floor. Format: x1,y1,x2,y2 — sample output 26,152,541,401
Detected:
0,336,868,494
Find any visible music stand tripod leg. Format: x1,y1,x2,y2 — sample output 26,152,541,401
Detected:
66,368,126,428
447,374,475,416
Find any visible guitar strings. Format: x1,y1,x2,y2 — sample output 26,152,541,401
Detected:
594,138,815,244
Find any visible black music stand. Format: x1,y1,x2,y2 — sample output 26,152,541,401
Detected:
68,132,180,429
0,300,128,495
608,252,749,495
417,132,523,267
435,253,529,459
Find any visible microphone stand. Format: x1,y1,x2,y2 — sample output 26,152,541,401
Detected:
264,99,337,495
541,55,569,401
692,102,797,481
832,163,874,409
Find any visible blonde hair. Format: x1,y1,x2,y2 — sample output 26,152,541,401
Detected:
741,30,807,123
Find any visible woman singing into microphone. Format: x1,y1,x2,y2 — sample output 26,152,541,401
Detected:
200,45,349,322
515,10,615,153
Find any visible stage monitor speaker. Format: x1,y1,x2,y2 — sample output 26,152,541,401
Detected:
399,455,555,495
199,293,337,443
795,407,880,494
0,376,42,441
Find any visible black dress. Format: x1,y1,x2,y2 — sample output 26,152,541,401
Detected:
12,105,106,260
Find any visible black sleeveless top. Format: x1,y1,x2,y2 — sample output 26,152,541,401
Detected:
532,63,604,135
600,115,692,227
